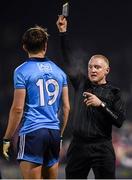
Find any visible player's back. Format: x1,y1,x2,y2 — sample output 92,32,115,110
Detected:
14,57,67,135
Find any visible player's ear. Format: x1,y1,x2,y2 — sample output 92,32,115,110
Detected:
44,42,47,52
23,44,27,52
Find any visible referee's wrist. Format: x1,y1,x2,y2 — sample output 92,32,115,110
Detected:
100,101,106,108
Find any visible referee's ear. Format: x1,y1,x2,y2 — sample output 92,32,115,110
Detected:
105,67,110,76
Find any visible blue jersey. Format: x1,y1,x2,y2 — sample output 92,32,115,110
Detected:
14,57,68,135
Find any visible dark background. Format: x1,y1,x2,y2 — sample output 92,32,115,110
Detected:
0,0,132,131
0,0,132,147
0,0,132,178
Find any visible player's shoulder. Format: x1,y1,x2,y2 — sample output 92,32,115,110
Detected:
14,61,29,73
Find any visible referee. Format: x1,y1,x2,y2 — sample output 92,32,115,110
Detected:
56,16,126,179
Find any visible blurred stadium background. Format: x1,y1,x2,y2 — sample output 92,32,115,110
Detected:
0,0,132,178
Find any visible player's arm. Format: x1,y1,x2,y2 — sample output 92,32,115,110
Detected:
3,89,26,159
60,86,70,137
4,89,26,139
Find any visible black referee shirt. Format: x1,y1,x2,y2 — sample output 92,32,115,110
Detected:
59,32,126,140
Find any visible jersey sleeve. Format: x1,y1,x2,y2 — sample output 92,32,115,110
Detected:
62,72,68,87
14,69,26,89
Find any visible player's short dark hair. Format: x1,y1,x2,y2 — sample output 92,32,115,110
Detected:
22,25,49,53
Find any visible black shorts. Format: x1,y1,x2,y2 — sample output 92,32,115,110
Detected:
17,128,60,167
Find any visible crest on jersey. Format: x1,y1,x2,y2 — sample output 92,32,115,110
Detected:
37,63,52,73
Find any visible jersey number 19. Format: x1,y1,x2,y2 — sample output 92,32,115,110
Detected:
36,78,59,106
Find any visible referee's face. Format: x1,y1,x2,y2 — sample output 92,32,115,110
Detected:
88,57,109,85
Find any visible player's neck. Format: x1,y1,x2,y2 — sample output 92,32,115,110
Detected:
28,51,45,58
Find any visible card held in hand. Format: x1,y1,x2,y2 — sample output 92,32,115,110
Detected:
62,2,69,17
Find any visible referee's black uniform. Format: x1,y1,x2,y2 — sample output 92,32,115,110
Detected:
59,33,126,179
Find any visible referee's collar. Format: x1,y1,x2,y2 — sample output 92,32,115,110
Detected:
90,81,108,88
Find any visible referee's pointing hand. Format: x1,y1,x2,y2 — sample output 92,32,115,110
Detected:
83,92,102,107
